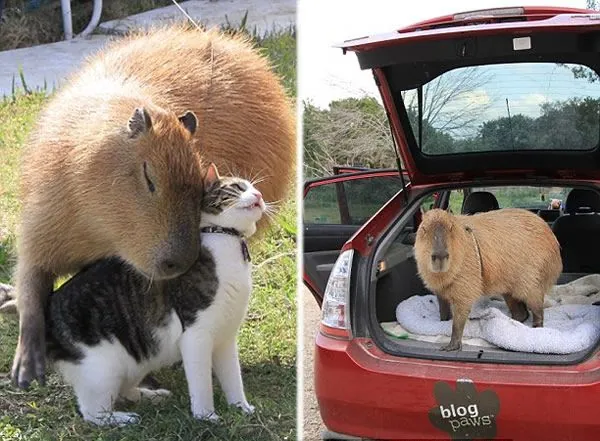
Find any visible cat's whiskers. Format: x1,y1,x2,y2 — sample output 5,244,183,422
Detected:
144,270,155,295
249,169,270,187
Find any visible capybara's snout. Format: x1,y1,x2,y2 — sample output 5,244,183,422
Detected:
430,249,450,273
430,250,450,273
429,231,450,273
154,222,200,279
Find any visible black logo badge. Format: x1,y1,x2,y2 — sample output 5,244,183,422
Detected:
429,379,500,440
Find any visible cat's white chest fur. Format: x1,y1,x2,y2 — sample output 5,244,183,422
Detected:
193,234,252,343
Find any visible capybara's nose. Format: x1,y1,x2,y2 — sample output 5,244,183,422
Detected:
159,258,186,277
431,252,449,262
159,252,196,278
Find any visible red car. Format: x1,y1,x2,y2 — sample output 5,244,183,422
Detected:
304,6,600,440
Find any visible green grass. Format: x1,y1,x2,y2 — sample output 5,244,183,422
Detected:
0,28,296,441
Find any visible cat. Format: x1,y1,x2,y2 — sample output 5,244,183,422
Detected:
39,163,265,426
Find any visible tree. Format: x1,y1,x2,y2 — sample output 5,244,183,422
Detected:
303,66,493,175
461,97,600,152
402,66,493,150
303,97,397,178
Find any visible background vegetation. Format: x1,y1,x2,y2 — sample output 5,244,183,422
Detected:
0,20,297,441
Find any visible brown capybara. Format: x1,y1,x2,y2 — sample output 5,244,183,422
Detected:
90,25,296,223
414,208,562,352
12,25,295,388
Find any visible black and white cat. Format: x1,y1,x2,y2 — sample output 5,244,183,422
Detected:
40,163,265,425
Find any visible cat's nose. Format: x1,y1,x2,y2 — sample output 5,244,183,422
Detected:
253,191,263,202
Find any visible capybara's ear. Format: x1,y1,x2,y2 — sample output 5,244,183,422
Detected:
128,107,152,138
204,163,220,185
178,111,197,135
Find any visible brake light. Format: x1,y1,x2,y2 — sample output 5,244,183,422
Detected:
320,250,354,338
454,7,524,21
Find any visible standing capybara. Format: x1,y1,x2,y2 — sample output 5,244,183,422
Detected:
414,208,562,351
12,25,295,388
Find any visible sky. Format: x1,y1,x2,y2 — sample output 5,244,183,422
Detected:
298,0,592,109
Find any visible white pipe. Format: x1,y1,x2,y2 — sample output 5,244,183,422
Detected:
78,0,103,38
60,0,73,40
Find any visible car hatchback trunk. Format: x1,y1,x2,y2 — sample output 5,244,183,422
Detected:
366,183,600,365
334,8,600,365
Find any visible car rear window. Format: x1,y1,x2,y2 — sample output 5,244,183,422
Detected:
400,62,600,155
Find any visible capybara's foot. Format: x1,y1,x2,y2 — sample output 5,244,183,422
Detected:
11,326,46,389
440,340,462,351
503,295,529,322
527,299,544,328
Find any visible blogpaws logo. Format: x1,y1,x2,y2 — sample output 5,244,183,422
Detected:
429,379,500,440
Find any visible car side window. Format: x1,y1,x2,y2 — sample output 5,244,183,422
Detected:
448,189,465,214
304,176,405,226
343,177,404,225
304,184,341,224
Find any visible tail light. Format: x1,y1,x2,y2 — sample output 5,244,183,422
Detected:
320,249,354,339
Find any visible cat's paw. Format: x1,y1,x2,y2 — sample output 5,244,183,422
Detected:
91,411,141,426
193,409,220,423
235,401,255,415
140,387,172,403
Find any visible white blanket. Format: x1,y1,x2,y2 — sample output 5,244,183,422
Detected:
394,276,600,354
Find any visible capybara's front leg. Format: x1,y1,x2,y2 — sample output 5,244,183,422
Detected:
438,295,452,321
525,294,544,328
11,264,53,389
440,303,470,352
502,294,529,323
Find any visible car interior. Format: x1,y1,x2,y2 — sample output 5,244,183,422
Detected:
371,184,600,365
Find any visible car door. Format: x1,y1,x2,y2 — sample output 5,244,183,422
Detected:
303,169,408,306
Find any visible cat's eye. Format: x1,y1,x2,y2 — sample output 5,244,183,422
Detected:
143,162,155,193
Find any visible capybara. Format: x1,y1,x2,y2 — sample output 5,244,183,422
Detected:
414,208,562,351
12,25,295,388
91,25,296,220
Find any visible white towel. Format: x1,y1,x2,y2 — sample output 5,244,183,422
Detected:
396,295,600,354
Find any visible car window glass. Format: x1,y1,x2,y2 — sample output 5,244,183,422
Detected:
473,186,571,210
448,189,465,214
305,176,405,226
401,62,600,155
344,177,404,225
304,183,341,224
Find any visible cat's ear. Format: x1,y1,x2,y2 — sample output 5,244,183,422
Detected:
204,163,220,185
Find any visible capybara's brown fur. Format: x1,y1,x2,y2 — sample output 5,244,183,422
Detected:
414,208,562,351
87,25,296,229
13,25,295,387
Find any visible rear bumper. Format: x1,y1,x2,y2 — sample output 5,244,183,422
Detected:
315,333,600,441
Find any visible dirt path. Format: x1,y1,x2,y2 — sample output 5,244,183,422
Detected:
302,286,326,440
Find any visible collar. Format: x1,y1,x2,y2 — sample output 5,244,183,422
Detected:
200,225,251,263
200,225,244,238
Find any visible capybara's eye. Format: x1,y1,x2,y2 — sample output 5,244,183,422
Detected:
143,162,155,193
